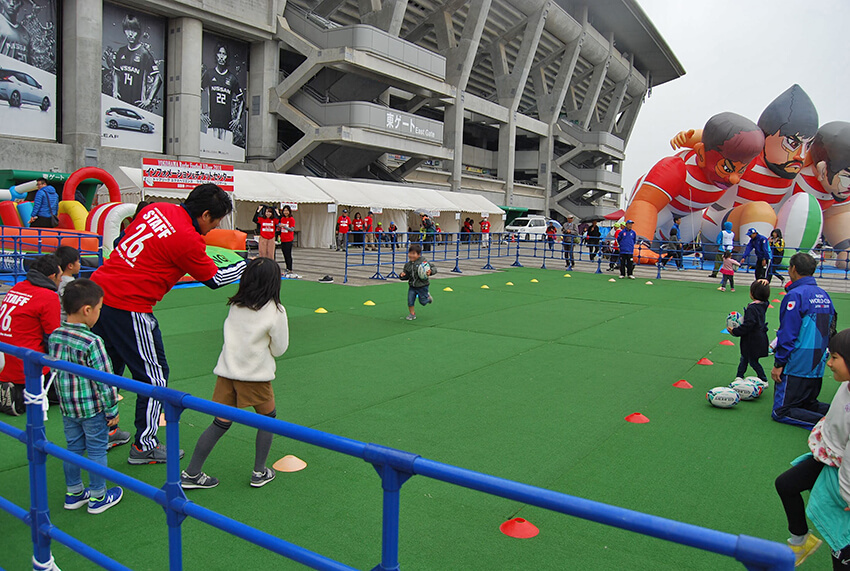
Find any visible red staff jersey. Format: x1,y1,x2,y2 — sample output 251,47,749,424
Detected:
0,279,60,384
337,216,351,233
92,203,220,313
279,216,295,243
480,220,491,233
364,215,373,232
634,149,729,215
792,164,837,211
257,217,278,240
734,153,796,207
352,218,364,231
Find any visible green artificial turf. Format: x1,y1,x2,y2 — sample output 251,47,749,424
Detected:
1,269,849,570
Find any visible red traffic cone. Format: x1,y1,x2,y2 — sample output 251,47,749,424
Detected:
719,340,735,346
500,518,539,538
697,358,714,365
625,412,650,423
672,380,693,389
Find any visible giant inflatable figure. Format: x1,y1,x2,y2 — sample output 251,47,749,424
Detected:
624,112,764,243
670,85,820,250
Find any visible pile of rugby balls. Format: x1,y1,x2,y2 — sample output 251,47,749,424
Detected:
706,377,769,408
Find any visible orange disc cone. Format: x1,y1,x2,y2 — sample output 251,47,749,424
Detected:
272,455,307,473
719,340,735,346
625,413,650,423
697,358,714,366
768,304,775,309
781,291,787,296
500,518,539,539
116,394,124,402
673,380,693,389
772,299,780,303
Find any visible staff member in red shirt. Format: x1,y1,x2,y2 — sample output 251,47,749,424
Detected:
352,212,365,248
92,184,246,464
336,209,351,251
278,205,296,273
255,206,278,260
364,210,375,251
479,217,491,248
0,255,61,416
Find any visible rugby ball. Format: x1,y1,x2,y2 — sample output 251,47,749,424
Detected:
726,311,743,331
744,376,769,392
729,378,763,401
417,262,431,280
707,387,740,408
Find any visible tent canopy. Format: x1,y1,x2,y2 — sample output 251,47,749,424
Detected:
436,190,503,216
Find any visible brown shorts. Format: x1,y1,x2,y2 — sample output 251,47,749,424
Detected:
212,376,274,409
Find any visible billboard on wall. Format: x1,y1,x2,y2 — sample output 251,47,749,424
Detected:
142,158,235,193
101,3,165,152
200,32,248,162
0,0,58,141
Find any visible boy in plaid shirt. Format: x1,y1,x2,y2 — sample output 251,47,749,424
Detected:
48,279,124,514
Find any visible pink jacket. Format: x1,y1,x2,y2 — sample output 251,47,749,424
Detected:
720,257,741,276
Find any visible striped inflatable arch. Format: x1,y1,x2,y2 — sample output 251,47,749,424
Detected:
86,202,137,257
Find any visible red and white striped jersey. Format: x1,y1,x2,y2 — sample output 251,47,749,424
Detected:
636,150,729,215
734,154,795,207
792,164,834,211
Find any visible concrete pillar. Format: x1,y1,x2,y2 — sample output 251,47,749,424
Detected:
166,17,203,160
498,116,516,205
443,92,465,191
247,40,280,165
62,0,102,169
358,0,408,36
539,132,553,216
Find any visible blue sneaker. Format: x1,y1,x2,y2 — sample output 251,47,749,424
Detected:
64,489,91,510
87,486,123,514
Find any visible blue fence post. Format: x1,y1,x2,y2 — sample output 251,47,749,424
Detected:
24,353,53,569
656,258,662,280
540,240,547,269
161,397,187,571
596,250,602,274
344,234,349,284
371,238,384,280
482,234,494,270
386,237,399,280
364,444,418,571
511,237,522,267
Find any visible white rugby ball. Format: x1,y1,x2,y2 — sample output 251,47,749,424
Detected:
744,376,769,392
729,378,763,401
726,311,743,331
707,386,740,408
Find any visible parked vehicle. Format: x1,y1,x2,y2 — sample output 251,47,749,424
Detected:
104,107,155,133
0,69,50,111
505,216,551,241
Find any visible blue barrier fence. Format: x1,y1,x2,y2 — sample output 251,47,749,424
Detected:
0,227,103,284
0,341,795,570
341,231,850,284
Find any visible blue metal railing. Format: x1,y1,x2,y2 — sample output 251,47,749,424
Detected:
0,227,103,284
0,341,795,570
341,231,850,284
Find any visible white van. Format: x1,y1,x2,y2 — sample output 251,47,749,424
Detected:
505,216,550,241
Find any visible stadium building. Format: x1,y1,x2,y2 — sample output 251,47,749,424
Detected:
2,0,682,219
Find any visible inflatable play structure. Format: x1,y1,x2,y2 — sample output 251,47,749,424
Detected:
0,167,247,280
624,84,850,268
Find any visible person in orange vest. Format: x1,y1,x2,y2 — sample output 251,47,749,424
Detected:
335,209,351,251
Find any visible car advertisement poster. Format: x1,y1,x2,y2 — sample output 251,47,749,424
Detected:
101,3,165,153
0,0,58,141
200,32,248,163
142,158,235,193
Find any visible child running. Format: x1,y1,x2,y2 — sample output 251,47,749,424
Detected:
398,243,435,321
775,329,850,567
718,251,740,292
48,279,123,514
729,280,770,385
182,257,289,489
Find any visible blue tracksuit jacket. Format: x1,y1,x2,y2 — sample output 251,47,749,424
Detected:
774,276,837,378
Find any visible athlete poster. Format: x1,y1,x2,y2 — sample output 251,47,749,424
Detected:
0,0,57,141
101,3,165,152
200,32,248,162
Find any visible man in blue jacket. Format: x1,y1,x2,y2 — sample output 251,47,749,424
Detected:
742,227,771,280
617,219,637,279
29,178,59,228
771,253,837,429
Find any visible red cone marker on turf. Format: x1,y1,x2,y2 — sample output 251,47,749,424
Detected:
500,518,539,538
719,340,735,346
768,304,775,309
673,380,693,389
772,299,780,303
625,413,650,423
697,358,714,365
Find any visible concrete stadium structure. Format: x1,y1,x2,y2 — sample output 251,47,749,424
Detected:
3,0,682,218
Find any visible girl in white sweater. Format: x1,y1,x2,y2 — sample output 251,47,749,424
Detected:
182,257,289,489
775,328,850,567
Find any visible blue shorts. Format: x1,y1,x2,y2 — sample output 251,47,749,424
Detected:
408,285,430,307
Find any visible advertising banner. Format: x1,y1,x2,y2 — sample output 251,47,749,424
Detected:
200,32,248,162
142,158,235,193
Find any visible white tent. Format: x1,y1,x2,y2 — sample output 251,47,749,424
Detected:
437,190,506,233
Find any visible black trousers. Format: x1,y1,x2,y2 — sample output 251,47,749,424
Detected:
619,253,634,276
773,374,830,430
754,260,768,281
736,353,766,380
776,456,823,535
280,241,293,271
588,243,599,260
563,242,574,267
30,216,56,228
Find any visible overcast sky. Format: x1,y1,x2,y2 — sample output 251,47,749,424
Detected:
621,0,850,202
